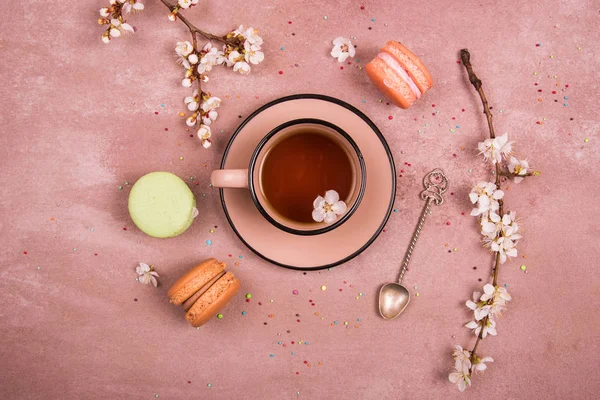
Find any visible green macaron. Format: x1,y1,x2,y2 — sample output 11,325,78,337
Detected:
128,172,197,238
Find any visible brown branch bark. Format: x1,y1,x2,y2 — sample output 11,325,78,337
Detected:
159,0,231,44
460,48,504,371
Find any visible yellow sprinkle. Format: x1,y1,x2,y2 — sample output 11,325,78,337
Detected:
577,46,582,50
179,112,185,117
415,292,420,297
533,72,538,75
453,248,458,252
179,156,184,160
314,312,319,316
584,138,590,143
321,285,327,291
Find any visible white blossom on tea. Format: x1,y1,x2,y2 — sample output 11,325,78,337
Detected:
478,133,513,164
331,37,355,62
312,190,347,224
136,262,158,287
508,156,530,183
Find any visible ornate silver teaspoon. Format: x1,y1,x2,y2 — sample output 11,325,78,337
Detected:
378,169,449,319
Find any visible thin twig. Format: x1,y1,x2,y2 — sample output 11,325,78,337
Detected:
159,0,230,44
460,48,504,369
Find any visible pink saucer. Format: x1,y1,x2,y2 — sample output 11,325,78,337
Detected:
219,94,396,270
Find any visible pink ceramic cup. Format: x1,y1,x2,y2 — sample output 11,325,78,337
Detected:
211,119,366,235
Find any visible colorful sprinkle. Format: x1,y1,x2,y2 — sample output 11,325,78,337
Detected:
206,240,212,245
321,285,327,291
217,313,223,319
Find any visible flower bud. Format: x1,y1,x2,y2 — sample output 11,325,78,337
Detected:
168,12,177,22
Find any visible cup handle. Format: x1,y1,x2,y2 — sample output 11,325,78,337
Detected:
210,169,249,188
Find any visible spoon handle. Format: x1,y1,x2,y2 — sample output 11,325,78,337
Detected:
397,169,449,284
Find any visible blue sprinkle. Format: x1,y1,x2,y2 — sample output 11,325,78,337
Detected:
206,240,212,245
371,18,376,22
269,354,274,357
563,96,568,100
291,352,295,355
160,103,165,107
393,208,398,213
239,255,243,259
334,321,338,325
361,99,366,103
241,311,246,315
564,103,568,106
504,284,509,287
278,341,282,345
456,125,460,129
356,59,360,63
304,341,308,345
280,46,285,50
357,318,361,322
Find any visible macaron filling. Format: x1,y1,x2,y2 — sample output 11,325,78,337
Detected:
181,271,226,311
377,52,422,99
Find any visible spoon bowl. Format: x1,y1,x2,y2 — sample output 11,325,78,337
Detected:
378,283,411,320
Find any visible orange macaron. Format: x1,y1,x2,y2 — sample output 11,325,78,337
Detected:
168,259,241,327
366,41,433,109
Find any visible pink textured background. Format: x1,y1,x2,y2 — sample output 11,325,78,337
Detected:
1,0,599,399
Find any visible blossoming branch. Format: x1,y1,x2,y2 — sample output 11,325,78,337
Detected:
448,49,540,392
97,0,265,148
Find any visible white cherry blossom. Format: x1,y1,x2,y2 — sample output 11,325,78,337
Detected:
478,133,513,163
331,37,355,62
184,89,199,111
312,190,347,223
136,262,159,287
465,317,497,338
472,356,494,372
178,0,199,9
508,156,530,183
448,369,471,392
175,41,194,57
466,291,490,321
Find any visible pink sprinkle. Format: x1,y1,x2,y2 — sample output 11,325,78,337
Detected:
461,212,465,216
388,116,393,120
340,66,344,70
258,302,262,305
297,319,300,322
154,111,158,115
401,169,405,173
246,299,250,302
278,70,283,75
407,163,412,166
339,289,343,292
534,83,538,86
432,104,436,107
565,84,569,88
164,128,168,131
456,60,461,63
537,89,542,92
23,251,27,255
296,372,300,375
123,227,127,231
461,108,465,112
360,5,365,9
94,253,98,256
453,154,457,157
293,290,299,295
288,20,292,24
446,222,451,226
